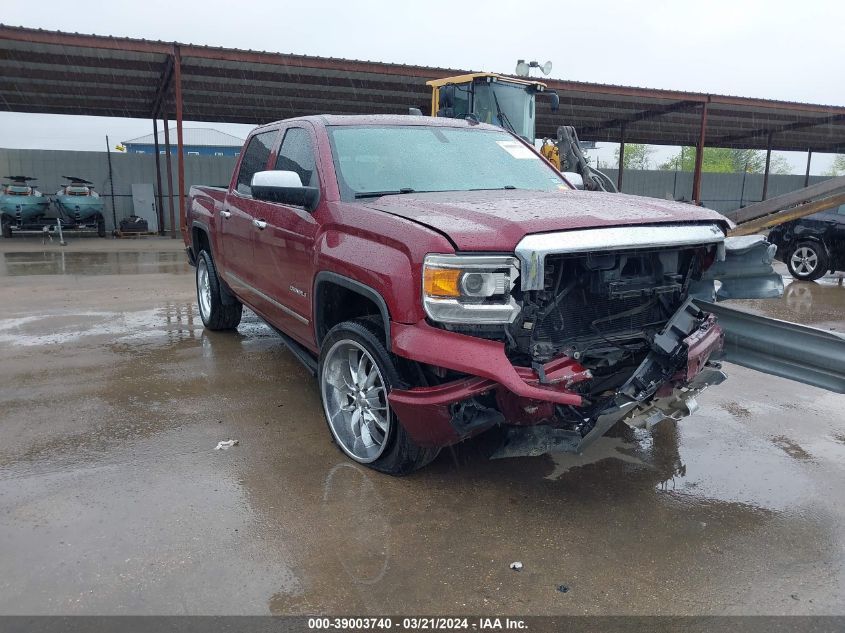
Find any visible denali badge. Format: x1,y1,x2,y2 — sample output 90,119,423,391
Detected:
289,285,307,297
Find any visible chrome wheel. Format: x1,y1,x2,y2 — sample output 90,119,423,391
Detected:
321,339,391,463
197,257,212,320
790,246,818,276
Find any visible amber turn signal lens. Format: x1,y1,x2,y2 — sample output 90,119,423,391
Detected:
423,267,461,297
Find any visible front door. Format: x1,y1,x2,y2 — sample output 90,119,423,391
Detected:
220,129,278,295
251,125,321,346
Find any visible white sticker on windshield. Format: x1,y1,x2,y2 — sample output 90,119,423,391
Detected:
496,140,538,160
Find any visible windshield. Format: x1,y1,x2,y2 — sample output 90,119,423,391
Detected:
328,125,567,200
472,80,535,141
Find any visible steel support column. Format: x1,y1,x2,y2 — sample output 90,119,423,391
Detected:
692,101,709,204
173,44,186,240
762,131,773,201
804,149,813,187
152,120,165,234
616,124,625,192
163,113,176,236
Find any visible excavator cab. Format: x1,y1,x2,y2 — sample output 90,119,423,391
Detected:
427,73,617,192
427,73,559,143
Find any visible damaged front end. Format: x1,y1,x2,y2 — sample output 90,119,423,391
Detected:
390,223,783,458
492,299,726,458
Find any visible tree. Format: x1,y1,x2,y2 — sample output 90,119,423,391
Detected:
823,154,845,176
659,147,792,174
769,155,792,175
614,143,654,170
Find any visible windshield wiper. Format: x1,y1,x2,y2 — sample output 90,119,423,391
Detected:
491,90,518,138
354,188,417,199
469,185,517,191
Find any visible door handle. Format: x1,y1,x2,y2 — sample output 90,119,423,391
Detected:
220,209,231,219
253,219,267,230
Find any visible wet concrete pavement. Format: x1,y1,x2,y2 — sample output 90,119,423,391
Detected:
0,238,843,615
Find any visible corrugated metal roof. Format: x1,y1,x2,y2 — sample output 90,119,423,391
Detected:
123,127,243,147
0,24,843,153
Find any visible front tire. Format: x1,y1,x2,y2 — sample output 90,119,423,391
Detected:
786,241,828,281
196,249,242,330
1,222,11,239
318,319,440,475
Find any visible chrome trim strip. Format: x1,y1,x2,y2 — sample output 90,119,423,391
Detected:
515,223,725,291
225,272,310,325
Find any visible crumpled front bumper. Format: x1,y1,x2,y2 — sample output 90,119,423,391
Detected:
387,320,592,447
387,299,725,452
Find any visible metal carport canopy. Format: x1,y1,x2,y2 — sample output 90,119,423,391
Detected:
2,24,845,154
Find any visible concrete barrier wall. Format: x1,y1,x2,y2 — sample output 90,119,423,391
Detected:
0,148,236,232
602,169,831,213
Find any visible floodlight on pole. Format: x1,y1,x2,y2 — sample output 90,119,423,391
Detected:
515,60,553,77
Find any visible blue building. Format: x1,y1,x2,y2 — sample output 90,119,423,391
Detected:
122,127,244,157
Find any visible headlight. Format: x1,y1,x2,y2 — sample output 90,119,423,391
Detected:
422,254,520,324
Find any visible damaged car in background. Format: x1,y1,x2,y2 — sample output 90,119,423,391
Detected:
184,115,845,474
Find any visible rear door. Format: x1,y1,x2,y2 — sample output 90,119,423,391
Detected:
251,125,322,346
829,205,845,236
220,129,278,292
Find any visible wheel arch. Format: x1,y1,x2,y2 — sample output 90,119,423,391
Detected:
790,235,832,263
191,221,212,261
313,272,392,350
192,221,239,305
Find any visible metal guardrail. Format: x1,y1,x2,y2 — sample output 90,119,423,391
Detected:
696,300,845,394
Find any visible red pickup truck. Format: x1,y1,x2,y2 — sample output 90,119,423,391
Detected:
183,114,768,474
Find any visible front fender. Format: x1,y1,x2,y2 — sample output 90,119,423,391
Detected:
314,230,428,325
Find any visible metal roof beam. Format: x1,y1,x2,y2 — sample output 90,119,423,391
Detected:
0,49,164,72
715,113,845,145
577,100,700,135
0,24,172,54
151,55,174,117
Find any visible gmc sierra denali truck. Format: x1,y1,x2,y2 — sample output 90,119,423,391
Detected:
183,114,779,474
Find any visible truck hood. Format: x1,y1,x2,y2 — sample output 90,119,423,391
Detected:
363,189,729,251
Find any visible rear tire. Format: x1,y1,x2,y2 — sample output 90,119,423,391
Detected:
196,249,242,330
97,219,106,238
786,241,828,281
318,318,440,475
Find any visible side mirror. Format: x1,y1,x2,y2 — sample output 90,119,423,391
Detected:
548,91,560,112
562,171,584,189
251,170,320,212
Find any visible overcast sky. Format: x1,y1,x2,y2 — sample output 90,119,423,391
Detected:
1,0,843,173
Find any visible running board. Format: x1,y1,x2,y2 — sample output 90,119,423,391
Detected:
268,324,318,376
696,300,845,394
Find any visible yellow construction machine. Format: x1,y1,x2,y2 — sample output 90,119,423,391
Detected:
426,73,558,144
426,72,616,192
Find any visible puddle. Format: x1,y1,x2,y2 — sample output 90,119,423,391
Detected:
545,436,646,479
0,250,188,276
728,274,845,332
0,305,200,346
